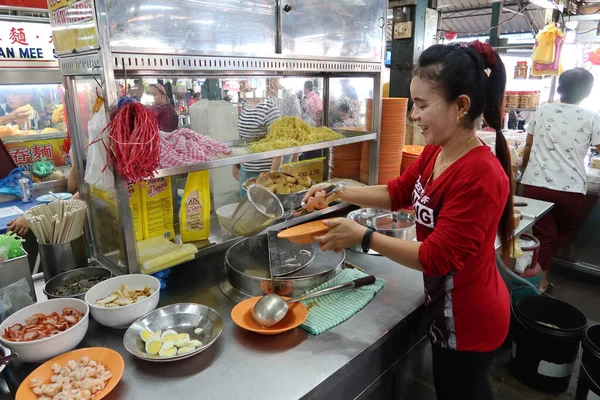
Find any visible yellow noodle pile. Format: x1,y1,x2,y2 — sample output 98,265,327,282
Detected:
248,116,343,153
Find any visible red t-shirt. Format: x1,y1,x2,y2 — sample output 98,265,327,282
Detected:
388,144,510,352
150,104,179,133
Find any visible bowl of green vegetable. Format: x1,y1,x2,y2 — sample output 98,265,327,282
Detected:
44,267,112,300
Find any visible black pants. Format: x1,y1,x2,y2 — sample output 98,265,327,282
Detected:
432,344,495,400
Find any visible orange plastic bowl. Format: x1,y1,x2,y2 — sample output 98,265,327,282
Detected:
231,297,308,335
16,347,124,400
277,219,332,244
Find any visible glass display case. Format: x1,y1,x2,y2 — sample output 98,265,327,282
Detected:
0,84,68,168
55,0,386,275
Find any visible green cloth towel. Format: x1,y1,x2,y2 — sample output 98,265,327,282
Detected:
300,269,386,335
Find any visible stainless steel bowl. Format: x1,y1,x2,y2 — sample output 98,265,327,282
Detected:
276,188,309,211
43,266,113,300
347,209,416,253
123,303,223,362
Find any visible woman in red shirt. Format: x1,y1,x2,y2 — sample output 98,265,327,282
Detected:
148,82,178,132
304,42,513,400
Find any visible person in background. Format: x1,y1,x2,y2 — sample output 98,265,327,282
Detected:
341,78,358,101
0,88,40,130
303,42,512,400
222,90,232,102
301,81,323,126
8,164,80,237
128,79,145,102
188,92,201,107
147,82,178,132
521,68,600,293
232,79,283,196
271,79,301,119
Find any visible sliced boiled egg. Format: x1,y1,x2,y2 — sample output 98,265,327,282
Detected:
145,339,162,356
140,328,153,342
161,329,178,342
159,347,177,357
177,346,195,356
189,340,202,348
150,330,162,340
174,334,190,348
161,340,175,351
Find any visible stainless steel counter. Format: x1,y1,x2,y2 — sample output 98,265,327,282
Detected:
495,196,554,250
1,195,555,399
2,251,427,400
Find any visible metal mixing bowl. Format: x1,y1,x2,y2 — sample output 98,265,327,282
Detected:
44,266,113,300
123,303,223,362
347,209,416,253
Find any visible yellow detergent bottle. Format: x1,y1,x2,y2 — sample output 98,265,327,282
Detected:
179,171,211,242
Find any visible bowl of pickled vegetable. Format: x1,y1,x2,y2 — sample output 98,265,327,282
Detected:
44,267,112,300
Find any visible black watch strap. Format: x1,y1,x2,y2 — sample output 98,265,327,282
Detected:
362,227,375,253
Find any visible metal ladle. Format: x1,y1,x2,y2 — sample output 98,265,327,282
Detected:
252,275,376,327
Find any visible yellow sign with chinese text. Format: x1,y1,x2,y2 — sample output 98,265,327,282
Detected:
4,136,70,169
47,0,98,53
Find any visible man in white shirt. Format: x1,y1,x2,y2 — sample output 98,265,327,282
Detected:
521,68,600,292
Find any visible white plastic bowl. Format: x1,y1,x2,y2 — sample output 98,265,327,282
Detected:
216,203,239,233
0,298,89,363
84,274,160,328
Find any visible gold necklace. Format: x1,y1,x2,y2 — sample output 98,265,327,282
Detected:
427,136,477,185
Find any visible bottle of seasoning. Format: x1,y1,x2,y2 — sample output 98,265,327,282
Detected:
514,61,528,79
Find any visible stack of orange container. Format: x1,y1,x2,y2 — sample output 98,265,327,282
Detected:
360,98,408,184
400,145,425,175
330,142,362,181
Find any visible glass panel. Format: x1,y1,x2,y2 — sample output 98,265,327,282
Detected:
328,77,374,130
105,0,276,55
71,78,128,271
116,75,325,211
282,0,384,60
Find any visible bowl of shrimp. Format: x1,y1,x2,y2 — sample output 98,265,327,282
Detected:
0,298,89,363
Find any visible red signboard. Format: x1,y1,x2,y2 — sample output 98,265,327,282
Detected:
0,1,48,10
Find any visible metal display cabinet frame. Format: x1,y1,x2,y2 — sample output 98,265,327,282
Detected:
56,0,387,275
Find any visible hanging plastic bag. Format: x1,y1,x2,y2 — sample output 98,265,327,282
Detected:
85,105,114,190
0,278,35,324
0,232,25,262
0,168,31,196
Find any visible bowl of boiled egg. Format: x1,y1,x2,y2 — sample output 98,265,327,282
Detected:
84,274,161,328
123,303,223,362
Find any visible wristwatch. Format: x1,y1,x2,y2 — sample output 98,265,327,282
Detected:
361,227,375,253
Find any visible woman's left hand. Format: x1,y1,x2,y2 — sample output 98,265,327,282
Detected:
313,218,367,253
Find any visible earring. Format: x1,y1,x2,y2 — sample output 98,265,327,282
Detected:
464,111,468,115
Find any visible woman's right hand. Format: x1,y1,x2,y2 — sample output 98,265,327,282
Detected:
302,182,335,212
7,216,29,237
9,106,32,122
232,165,240,181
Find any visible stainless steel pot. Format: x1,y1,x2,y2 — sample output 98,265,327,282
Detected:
347,209,416,253
43,266,113,300
220,234,344,303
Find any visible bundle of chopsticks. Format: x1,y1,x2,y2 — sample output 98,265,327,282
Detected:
23,200,87,244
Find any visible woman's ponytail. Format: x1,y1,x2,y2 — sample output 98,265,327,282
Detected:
481,51,515,257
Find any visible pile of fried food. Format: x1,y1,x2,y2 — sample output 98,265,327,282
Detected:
29,356,112,399
244,171,313,195
94,285,154,308
2,308,84,342
52,105,65,124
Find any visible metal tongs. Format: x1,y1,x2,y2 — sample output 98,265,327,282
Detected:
293,184,339,218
